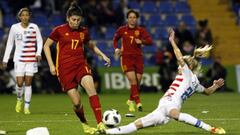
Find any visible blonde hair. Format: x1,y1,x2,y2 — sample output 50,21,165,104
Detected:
183,45,212,74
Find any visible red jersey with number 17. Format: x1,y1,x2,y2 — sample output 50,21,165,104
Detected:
49,24,90,66
113,25,153,55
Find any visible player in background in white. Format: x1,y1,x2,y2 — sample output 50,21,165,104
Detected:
104,29,226,134
2,7,43,114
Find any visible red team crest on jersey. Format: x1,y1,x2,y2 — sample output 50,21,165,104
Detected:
134,30,140,37
80,32,85,41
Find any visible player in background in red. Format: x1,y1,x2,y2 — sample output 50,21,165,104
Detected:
113,9,153,112
43,2,110,134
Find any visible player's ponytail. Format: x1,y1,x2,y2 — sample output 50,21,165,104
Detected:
183,45,212,74
66,1,83,17
193,45,212,58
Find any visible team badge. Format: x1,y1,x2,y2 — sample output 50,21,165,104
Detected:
65,33,69,36
135,30,140,36
16,34,22,40
80,32,85,41
124,31,128,35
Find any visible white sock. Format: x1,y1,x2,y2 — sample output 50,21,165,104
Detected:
24,86,32,109
106,123,137,134
16,85,23,101
178,113,211,131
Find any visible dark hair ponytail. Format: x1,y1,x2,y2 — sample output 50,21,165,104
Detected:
66,2,83,17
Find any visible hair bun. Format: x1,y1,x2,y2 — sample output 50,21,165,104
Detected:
70,1,78,8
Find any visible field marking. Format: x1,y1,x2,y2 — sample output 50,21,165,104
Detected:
1,118,240,123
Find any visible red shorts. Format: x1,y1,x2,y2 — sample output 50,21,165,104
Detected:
120,54,144,74
57,62,92,92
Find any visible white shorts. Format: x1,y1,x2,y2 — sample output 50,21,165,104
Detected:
14,62,38,76
140,97,181,128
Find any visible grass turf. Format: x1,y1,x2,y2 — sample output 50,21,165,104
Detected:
0,92,240,135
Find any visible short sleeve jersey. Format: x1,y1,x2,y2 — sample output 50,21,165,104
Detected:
113,25,152,55
49,24,90,66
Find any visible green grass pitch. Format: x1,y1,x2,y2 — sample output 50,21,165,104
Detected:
0,92,240,135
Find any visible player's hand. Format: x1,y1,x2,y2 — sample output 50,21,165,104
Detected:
50,65,56,75
2,62,7,70
213,78,225,88
36,55,42,62
114,48,121,56
168,28,175,42
102,55,111,67
135,39,142,45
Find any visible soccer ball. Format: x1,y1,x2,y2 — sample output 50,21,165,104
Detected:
102,109,121,128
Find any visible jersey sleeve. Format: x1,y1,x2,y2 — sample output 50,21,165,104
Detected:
49,27,59,41
3,25,15,63
35,25,43,56
141,28,153,45
113,27,122,49
83,28,90,44
196,83,205,93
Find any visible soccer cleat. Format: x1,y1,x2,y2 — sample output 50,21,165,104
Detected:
15,100,22,113
211,127,226,134
24,108,31,115
97,122,107,133
82,123,98,134
136,103,143,112
126,100,135,112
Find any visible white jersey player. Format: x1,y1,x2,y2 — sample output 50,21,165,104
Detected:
104,29,226,134
2,8,43,114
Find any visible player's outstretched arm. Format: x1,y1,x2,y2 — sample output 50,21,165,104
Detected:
204,78,225,95
88,40,111,67
168,28,185,67
43,38,56,75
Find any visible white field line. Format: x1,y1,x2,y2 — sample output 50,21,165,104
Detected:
0,118,240,123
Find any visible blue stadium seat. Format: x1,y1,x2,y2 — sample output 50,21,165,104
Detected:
105,26,116,40
97,40,109,54
159,2,174,14
181,14,196,28
164,15,179,27
32,14,49,27
143,45,157,54
3,15,17,27
41,28,52,37
154,27,168,40
128,1,141,10
0,1,11,14
90,27,101,40
175,1,191,13
49,14,65,27
147,15,164,27
141,1,158,14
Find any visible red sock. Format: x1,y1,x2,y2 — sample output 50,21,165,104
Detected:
89,95,102,124
131,84,141,104
129,93,134,101
74,104,87,123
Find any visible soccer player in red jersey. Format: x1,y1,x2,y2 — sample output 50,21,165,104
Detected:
43,3,110,134
113,9,153,112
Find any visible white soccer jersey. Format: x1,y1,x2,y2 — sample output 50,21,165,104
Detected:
162,64,205,105
3,22,43,63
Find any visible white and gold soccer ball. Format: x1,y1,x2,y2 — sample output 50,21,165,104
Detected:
102,109,121,128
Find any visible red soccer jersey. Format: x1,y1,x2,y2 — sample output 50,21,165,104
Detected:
49,24,90,71
113,25,153,55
